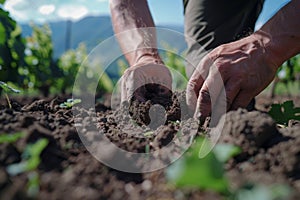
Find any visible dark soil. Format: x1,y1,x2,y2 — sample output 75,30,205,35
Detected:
0,94,299,199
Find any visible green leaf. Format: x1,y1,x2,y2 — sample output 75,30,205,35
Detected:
0,23,5,45
166,137,230,194
0,81,21,93
6,139,49,175
213,144,241,163
0,0,6,5
60,98,82,108
268,100,300,125
0,132,25,143
27,172,40,198
143,131,154,137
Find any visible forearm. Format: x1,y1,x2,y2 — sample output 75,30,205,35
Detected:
109,0,162,66
254,0,300,69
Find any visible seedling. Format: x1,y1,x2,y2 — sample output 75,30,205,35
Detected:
59,98,82,108
27,171,40,198
166,137,231,194
0,81,20,109
7,138,49,175
0,132,25,143
268,100,300,126
143,131,154,137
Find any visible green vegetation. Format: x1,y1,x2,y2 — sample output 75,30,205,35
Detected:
166,137,291,200
60,98,82,108
0,4,115,97
23,24,57,96
166,137,235,194
268,100,300,126
0,132,25,143
270,55,300,96
161,44,188,90
7,138,49,197
0,81,20,108
0,5,26,86
7,138,49,175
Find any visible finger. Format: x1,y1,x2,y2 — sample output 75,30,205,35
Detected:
186,57,213,114
121,75,128,103
223,78,241,111
207,78,241,126
230,90,253,110
195,66,225,119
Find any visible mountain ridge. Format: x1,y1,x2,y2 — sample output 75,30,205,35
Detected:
20,15,185,59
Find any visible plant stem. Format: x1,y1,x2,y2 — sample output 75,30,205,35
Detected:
5,93,12,109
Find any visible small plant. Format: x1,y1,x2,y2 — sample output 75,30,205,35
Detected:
268,100,300,126
7,138,49,175
166,137,241,194
143,131,154,137
60,98,82,108
0,81,20,108
0,132,25,143
166,137,291,199
6,138,48,197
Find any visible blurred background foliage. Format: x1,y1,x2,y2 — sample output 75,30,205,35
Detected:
0,0,299,97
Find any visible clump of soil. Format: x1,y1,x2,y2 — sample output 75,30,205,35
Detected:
215,108,300,195
128,83,185,127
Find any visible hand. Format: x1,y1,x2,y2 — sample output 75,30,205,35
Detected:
186,32,278,119
121,59,172,103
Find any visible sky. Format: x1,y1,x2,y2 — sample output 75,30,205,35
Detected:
3,0,290,28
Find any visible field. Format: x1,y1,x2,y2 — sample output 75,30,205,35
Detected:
0,92,299,200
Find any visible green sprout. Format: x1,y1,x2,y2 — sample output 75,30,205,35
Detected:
7,138,49,175
0,81,20,109
27,171,40,198
166,137,231,195
143,131,154,138
0,132,25,143
6,138,48,198
59,98,82,108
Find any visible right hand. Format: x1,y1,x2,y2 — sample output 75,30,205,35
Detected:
186,31,278,119
121,59,173,103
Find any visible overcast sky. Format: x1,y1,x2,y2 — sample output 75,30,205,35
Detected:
3,0,290,28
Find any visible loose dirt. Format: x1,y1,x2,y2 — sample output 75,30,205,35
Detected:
0,94,299,199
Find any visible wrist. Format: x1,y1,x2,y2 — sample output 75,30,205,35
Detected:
134,53,164,66
252,30,281,72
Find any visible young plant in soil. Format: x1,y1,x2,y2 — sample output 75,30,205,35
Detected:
0,132,25,143
59,98,82,108
6,138,49,197
166,137,291,199
0,81,20,109
268,100,300,126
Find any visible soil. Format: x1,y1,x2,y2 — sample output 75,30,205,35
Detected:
0,93,299,200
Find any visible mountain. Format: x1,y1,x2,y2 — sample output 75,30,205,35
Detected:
21,16,114,58
20,16,185,59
